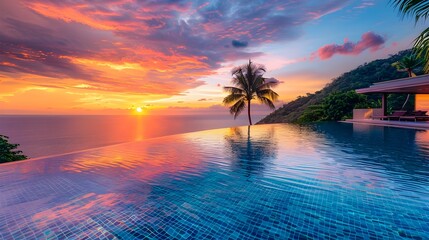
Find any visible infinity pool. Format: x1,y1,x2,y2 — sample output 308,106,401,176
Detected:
0,123,428,239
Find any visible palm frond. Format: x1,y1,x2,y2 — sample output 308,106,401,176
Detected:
254,64,266,75
251,75,265,92
413,26,429,72
257,78,280,90
231,71,249,91
249,60,266,76
257,96,276,109
245,62,255,91
391,0,429,22
391,54,422,75
223,86,245,94
390,1,429,72
229,99,246,119
392,61,404,70
223,93,245,105
257,89,279,102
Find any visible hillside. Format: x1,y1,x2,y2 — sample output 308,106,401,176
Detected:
258,50,418,124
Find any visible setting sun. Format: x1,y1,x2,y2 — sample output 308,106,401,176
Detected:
1,1,429,239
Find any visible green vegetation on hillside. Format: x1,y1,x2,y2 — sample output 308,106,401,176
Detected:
258,50,423,124
298,91,378,122
0,135,27,163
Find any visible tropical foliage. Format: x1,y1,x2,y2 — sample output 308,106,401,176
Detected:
391,0,429,71
391,54,421,77
0,135,27,163
392,54,422,109
298,91,376,122
223,60,279,125
297,104,325,123
259,50,422,124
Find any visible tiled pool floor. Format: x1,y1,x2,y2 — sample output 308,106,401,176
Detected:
0,123,428,239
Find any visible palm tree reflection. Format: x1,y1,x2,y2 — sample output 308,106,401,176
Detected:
224,126,277,178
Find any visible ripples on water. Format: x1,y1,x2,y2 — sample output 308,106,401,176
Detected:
0,122,428,239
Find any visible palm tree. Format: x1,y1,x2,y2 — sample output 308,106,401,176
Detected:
391,0,429,71
391,54,421,108
223,60,279,125
391,55,420,77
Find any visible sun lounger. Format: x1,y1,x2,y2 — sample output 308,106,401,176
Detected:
399,116,417,121
399,110,429,121
372,110,407,120
389,110,407,120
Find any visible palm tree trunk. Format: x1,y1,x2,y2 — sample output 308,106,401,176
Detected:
401,71,413,110
247,99,252,125
401,94,410,110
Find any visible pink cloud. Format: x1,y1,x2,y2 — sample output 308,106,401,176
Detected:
313,32,386,60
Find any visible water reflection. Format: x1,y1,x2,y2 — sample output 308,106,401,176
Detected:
0,115,258,158
224,126,277,177
0,123,428,239
311,122,429,192
0,134,208,238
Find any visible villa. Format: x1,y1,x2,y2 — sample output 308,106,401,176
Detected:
350,74,429,130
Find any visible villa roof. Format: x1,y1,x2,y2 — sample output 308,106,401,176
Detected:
356,74,429,94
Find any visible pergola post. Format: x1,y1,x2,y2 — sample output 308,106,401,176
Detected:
382,93,388,116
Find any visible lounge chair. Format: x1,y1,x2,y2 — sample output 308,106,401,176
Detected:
373,110,407,121
387,111,407,120
400,110,429,122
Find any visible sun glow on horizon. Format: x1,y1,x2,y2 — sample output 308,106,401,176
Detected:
0,0,422,115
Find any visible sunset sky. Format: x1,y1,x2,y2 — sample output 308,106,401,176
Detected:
0,0,426,115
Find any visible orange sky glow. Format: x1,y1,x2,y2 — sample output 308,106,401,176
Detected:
0,1,425,115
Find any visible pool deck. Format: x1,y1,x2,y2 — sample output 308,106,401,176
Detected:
343,119,429,130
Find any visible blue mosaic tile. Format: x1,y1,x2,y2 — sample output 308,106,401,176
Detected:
0,123,428,239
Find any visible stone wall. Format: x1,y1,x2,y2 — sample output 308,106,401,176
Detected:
353,108,383,119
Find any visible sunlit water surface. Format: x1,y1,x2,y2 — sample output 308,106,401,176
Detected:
0,115,262,158
0,123,428,239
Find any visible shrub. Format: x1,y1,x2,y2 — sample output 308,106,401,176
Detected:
0,135,27,163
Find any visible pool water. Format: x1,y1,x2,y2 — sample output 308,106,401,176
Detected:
0,123,428,239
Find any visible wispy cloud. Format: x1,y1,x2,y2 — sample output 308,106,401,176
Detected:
354,0,375,9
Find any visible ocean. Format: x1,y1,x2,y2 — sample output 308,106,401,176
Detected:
0,115,263,158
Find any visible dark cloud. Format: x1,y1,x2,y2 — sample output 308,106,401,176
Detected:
232,40,248,48
0,16,113,80
265,77,282,84
0,41,97,80
314,32,386,60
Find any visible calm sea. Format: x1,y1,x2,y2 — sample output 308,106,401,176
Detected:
0,115,263,158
